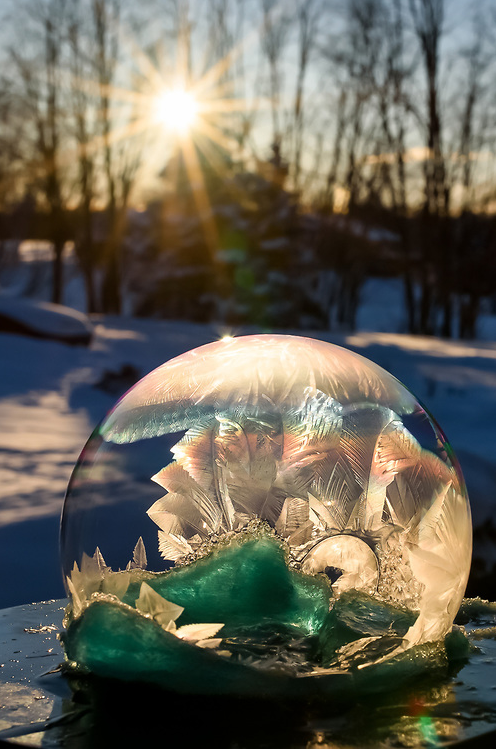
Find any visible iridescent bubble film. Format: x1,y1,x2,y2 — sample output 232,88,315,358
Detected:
60,335,472,693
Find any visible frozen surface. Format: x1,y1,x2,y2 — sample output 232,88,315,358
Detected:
0,318,495,608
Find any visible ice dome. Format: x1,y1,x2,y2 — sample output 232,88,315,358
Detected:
60,335,472,691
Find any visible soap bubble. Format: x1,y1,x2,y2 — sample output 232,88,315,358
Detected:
61,335,471,675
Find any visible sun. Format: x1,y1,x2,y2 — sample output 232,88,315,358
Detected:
152,88,198,134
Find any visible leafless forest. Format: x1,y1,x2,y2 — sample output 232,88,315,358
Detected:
1,0,495,337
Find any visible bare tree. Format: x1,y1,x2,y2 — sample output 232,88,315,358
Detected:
67,0,98,312
324,0,389,208
316,0,389,330
409,0,448,215
370,0,418,332
92,0,121,313
451,14,494,338
323,88,348,211
260,0,290,151
289,0,323,193
91,0,142,313
407,0,451,334
455,16,491,210
9,0,69,304
0,77,26,217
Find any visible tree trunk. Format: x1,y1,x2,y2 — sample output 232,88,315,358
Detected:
101,237,121,314
441,294,452,338
83,267,97,314
403,262,417,334
419,272,433,335
51,240,64,305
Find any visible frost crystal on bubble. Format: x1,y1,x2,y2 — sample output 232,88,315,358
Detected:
61,334,471,659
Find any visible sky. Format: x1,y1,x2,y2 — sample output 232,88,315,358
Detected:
2,0,494,210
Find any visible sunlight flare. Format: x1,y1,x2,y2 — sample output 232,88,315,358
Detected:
153,88,198,134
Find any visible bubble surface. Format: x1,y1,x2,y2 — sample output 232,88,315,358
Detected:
61,334,472,664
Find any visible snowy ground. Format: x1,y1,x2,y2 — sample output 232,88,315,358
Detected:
1,312,496,608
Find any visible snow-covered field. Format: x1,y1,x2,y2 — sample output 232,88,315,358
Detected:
1,311,496,608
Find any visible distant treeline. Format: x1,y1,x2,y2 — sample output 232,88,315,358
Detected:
1,147,495,338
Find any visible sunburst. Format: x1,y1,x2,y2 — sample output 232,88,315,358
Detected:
66,18,266,250
152,88,198,134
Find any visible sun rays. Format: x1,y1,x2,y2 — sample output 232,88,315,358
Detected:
68,23,260,249
151,88,198,134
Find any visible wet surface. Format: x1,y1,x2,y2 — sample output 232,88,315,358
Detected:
1,600,496,747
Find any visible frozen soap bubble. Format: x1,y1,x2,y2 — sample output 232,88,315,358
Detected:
60,335,471,691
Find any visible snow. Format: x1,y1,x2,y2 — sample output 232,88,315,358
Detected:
356,278,407,333
0,244,87,312
0,296,93,342
1,313,496,608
